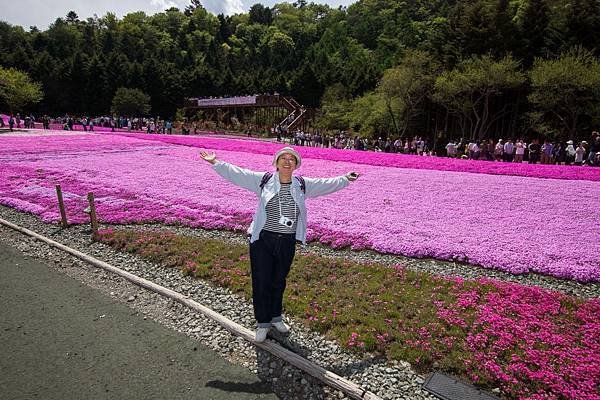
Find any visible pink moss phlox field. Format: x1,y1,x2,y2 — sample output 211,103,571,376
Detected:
110,132,600,182
1,131,599,282
440,278,600,399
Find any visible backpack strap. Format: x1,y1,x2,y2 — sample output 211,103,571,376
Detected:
259,172,273,190
260,172,305,194
295,176,306,194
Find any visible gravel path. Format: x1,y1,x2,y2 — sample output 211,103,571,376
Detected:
1,204,597,400
0,205,435,400
0,241,277,400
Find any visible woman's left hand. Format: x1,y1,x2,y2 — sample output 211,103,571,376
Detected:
346,172,359,181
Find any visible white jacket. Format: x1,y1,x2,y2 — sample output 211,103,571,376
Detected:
212,161,350,244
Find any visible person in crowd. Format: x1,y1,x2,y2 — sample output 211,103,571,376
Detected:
357,136,365,151
479,141,489,161
494,139,504,161
199,147,359,342
574,142,586,166
393,138,402,153
384,139,392,153
540,139,553,164
467,141,475,159
588,133,600,166
445,140,456,158
315,132,322,147
409,137,417,154
503,139,514,162
416,137,425,155
452,139,460,157
472,141,480,160
514,139,526,163
528,139,541,164
373,137,382,152
581,140,590,162
565,140,576,165
308,132,315,147
466,141,477,160
343,137,351,150
553,142,565,165
8,114,15,131
485,139,494,161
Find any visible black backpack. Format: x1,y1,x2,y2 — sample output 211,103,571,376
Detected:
259,172,305,193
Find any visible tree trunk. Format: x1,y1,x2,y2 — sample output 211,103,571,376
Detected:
570,112,578,141
478,95,490,140
386,102,399,136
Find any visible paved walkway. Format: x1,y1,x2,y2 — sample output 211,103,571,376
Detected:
0,240,278,400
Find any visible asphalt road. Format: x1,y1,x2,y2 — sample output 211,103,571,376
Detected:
0,240,278,400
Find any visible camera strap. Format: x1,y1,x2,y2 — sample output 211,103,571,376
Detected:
278,188,297,222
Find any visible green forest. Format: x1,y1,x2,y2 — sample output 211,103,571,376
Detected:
1,0,599,142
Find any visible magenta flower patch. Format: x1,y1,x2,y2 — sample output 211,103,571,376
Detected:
112,132,600,182
1,131,599,282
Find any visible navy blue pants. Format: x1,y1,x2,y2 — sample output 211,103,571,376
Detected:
249,230,296,327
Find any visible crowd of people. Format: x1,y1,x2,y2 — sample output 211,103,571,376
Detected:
0,113,41,130
0,113,119,132
278,129,600,166
276,129,420,153
446,135,600,166
0,113,196,135
50,115,168,132
3,112,599,166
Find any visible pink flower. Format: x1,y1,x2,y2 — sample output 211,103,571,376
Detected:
1,130,598,282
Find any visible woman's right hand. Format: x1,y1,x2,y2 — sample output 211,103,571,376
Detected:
200,150,218,165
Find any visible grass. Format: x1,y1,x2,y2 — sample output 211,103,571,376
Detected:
98,228,599,400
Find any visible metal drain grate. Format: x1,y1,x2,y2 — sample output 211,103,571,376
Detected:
423,372,499,400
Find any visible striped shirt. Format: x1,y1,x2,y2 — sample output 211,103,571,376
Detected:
263,183,298,234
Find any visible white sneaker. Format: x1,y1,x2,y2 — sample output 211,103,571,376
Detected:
255,327,269,343
272,320,290,334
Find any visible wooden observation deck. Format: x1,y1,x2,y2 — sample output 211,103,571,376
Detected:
184,94,313,132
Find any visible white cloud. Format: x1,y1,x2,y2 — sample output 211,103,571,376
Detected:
202,0,244,15
150,0,178,9
225,0,245,14
150,0,244,16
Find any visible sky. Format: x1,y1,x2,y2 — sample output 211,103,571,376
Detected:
0,0,357,30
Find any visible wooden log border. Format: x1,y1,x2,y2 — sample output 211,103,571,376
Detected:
0,217,382,400
86,192,99,241
55,185,68,228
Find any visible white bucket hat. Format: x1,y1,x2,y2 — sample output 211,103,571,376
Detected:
273,146,301,168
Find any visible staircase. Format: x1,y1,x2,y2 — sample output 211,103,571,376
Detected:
276,96,309,132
